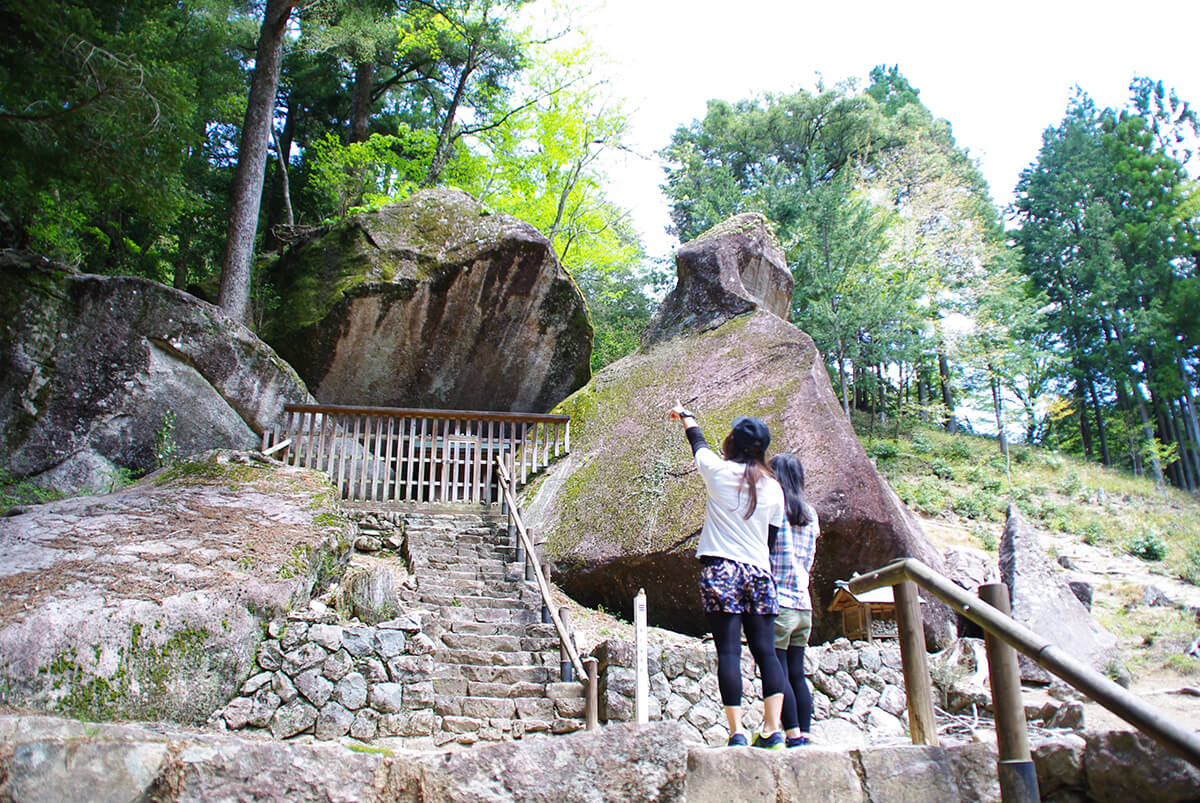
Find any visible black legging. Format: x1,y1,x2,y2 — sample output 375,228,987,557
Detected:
776,645,812,732
706,611,785,707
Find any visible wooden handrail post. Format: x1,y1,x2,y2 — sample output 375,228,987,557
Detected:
895,579,938,745
584,656,599,730
980,583,1039,803
541,564,553,624
559,607,575,682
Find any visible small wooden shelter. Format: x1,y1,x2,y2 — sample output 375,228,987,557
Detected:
828,581,899,642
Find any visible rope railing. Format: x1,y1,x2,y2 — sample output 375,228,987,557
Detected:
849,558,1200,801
494,456,597,729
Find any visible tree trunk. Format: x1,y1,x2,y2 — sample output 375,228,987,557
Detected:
1179,357,1200,487
990,369,1008,460
349,60,375,143
423,44,474,187
1076,380,1094,461
837,349,850,420
217,0,296,325
1086,378,1111,466
263,105,295,253
938,350,955,432
272,126,293,227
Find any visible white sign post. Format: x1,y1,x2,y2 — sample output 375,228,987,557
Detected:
634,587,648,724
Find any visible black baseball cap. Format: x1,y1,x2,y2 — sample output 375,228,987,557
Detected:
730,416,770,455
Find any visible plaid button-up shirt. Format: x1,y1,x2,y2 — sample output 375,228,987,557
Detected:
770,504,819,611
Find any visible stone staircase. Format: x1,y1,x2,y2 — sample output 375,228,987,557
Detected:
395,512,586,745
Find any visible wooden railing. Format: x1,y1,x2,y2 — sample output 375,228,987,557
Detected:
849,559,1200,803
262,404,569,504
495,455,598,730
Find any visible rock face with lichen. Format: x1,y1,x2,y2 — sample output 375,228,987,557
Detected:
1000,504,1120,682
263,188,593,413
642,212,793,346
525,216,954,647
0,251,313,497
0,450,353,725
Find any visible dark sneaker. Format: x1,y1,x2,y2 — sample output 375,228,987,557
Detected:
786,735,810,748
726,733,749,747
752,731,784,750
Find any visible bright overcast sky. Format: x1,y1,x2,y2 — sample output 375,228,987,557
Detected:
531,0,1200,260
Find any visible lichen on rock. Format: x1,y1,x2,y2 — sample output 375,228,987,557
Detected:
0,450,352,724
262,187,592,413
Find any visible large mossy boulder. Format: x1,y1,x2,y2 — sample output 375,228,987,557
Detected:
0,450,353,725
262,188,592,413
642,212,793,346
0,251,313,497
525,219,953,647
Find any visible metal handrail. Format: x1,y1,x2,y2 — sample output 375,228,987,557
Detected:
494,457,589,686
849,558,1200,769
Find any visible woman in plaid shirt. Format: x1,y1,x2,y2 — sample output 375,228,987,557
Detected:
767,453,820,747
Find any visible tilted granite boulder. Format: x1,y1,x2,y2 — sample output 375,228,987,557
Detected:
0,251,313,497
0,451,353,725
262,187,592,413
525,218,954,647
642,212,792,346
1000,504,1120,683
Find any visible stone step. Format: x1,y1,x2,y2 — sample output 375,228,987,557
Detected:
445,620,555,639
435,647,539,666
436,664,552,684
414,579,539,600
415,592,532,610
439,631,560,653
414,604,539,626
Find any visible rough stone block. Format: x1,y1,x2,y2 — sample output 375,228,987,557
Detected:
342,626,374,658
314,702,354,740
307,624,344,652
369,682,404,714
778,748,866,802
349,709,379,741
463,697,517,719
282,643,327,676
685,745,776,803
270,700,317,739
3,740,169,803
272,672,298,704
332,672,368,711
858,745,961,802
375,629,406,658
294,669,333,708
322,649,353,682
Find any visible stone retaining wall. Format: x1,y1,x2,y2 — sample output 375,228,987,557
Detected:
595,636,911,745
210,611,440,741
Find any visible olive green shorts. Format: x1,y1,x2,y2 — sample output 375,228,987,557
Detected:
774,607,812,649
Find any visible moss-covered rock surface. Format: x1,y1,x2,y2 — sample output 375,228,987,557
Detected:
262,187,592,413
526,310,953,644
0,450,352,724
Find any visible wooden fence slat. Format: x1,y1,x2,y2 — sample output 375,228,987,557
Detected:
358,415,371,501
416,417,428,502
334,415,347,496
315,412,327,471
370,415,384,501
484,420,495,504
405,416,417,501
347,415,361,501
384,416,395,502
303,411,316,468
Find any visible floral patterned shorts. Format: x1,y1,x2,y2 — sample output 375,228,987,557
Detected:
699,556,779,615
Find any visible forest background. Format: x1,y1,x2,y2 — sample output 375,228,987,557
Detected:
3,0,1200,493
